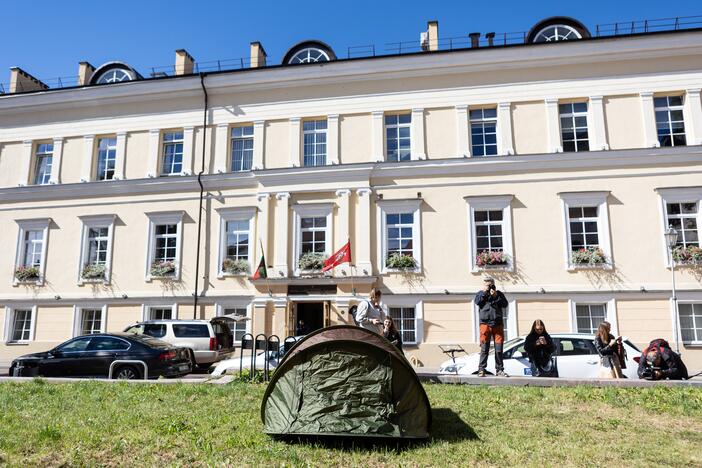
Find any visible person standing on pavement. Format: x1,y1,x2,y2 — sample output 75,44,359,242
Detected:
355,287,384,334
475,277,509,377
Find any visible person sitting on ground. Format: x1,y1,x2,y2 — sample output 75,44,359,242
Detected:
524,319,557,377
594,321,626,379
383,316,403,353
637,338,688,380
355,287,384,333
295,319,310,336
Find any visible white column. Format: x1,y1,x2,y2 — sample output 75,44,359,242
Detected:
146,129,161,178
19,140,32,186
411,108,426,160
497,102,514,156
355,188,373,275
49,137,64,184
684,88,702,145
182,126,195,175
640,92,660,148
256,193,270,266
289,117,301,167
253,120,265,170
588,96,609,151
114,131,127,180
327,114,339,165
545,98,562,153
81,135,95,182
335,189,351,275
371,111,384,162
274,192,290,277
455,105,469,158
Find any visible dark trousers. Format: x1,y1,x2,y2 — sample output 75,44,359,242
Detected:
478,323,504,372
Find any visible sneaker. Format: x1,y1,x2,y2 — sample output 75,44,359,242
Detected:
496,370,509,377
477,370,486,377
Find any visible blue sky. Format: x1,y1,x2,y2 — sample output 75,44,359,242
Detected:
2,0,701,86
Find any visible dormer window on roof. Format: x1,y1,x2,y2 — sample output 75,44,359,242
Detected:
282,41,337,65
527,17,591,43
90,62,142,85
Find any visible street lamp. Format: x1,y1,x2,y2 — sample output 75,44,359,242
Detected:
664,226,680,354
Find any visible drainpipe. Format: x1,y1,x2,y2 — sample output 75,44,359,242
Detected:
193,73,208,319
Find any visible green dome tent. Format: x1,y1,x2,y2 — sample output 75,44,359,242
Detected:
260,325,431,439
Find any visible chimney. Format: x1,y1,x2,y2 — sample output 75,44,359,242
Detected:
250,42,267,68
485,32,495,47
469,32,481,48
78,62,95,86
427,20,439,51
9,67,48,93
175,49,195,75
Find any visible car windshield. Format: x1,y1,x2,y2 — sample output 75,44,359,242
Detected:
128,334,172,349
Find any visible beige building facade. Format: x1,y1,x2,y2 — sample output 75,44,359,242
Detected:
1,17,702,371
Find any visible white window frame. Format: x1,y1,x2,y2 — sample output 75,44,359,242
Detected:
468,107,498,157
559,102,590,153
377,199,422,274
302,119,327,167
77,215,116,285
654,95,687,148
142,304,178,321
13,218,51,286
160,130,184,176
216,207,256,278
656,187,702,267
230,125,254,172
33,142,54,185
568,298,618,336
465,195,514,273
145,212,185,281
384,297,423,345
216,300,253,345
72,305,108,337
558,192,612,271
292,203,334,276
678,301,702,346
95,136,117,181
472,300,517,343
3,305,37,343
384,113,412,162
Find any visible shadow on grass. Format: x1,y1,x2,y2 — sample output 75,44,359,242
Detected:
273,407,477,452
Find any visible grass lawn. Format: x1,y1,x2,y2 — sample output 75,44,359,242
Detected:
0,380,701,467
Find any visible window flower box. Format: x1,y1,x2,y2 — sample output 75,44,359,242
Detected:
150,260,176,277
298,252,327,272
476,250,509,268
81,263,106,280
385,253,417,270
571,247,607,267
672,245,702,266
14,265,40,282
222,258,249,275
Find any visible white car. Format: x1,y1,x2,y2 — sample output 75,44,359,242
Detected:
211,349,283,376
439,333,641,379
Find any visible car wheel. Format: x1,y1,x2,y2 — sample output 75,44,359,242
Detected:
114,365,140,380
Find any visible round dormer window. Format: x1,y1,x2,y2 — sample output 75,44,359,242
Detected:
89,62,142,85
526,17,591,44
95,68,135,84
288,47,331,64
532,24,582,42
282,41,337,65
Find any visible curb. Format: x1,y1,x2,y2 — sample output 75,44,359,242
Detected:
417,373,702,387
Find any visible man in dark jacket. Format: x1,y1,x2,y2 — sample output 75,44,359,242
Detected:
637,345,688,380
474,278,509,377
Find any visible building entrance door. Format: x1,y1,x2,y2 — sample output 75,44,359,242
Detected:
294,302,325,335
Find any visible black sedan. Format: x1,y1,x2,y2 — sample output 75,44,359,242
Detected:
8,332,192,379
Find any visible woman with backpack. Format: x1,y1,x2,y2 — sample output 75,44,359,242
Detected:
354,287,384,333
594,321,626,378
524,319,557,377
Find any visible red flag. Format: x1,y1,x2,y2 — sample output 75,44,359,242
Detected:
322,241,351,272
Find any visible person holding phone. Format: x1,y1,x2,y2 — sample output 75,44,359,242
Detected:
524,319,557,377
474,277,509,377
593,321,626,378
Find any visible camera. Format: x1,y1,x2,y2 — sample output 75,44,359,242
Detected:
641,365,661,380
489,284,496,292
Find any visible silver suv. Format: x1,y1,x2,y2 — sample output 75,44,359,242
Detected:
124,318,234,369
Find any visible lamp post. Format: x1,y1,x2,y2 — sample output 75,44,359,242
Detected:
664,226,680,354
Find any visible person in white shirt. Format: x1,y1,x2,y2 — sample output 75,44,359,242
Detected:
355,288,384,333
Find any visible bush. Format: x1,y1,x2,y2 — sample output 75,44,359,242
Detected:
14,265,40,281
298,252,326,270
672,245,702,265
386,253,417,270
476,250,509,267
222,258,249,274
150,260,176,277
571,247,607,266
82,263,106,279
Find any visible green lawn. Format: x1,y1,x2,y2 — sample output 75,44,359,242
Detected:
0,380,700,467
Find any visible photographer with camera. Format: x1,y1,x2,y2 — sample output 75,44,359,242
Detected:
474,277,509,377
637,338,688,380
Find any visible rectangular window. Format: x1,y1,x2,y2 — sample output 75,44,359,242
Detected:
568,206,599,251
301,217,327,254
148,307,173,320
96,137,117,181
224,307,248,342
11,309,33,342
666,202,699,248
154,224,178,262
575,304,607,334
22,230,44,267
679,303,702,343
230,126,254,172
389,307,416,344
302,120,327,167
474,210,504,253
385,114,411,162
33,143,53,185
86,227,110,265
81,309,103,335
386,213,414,259
469,108,497,156
655,96,686,147
161,131,184,176
559,102,589,152
225,219,250,261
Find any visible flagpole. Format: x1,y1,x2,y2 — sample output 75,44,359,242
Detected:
349,238,356,297
260,239,272,296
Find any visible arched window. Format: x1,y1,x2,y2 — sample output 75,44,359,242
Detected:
526,17,591,44
532,24,583,43
95,68,135,84
89,62,141,85
282,41,337,65
288,48,331,64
